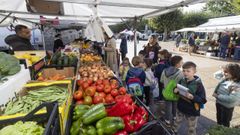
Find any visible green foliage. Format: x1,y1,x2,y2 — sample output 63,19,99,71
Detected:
231,0,240,14
182,12,210,27
181,39,188,44
207,125,240,135
204,0,237,16
151,10,183,32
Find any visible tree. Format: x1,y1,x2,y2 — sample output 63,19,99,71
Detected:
204,0,236,16
151,10,183,41
182,12,210,27
231,0,240,14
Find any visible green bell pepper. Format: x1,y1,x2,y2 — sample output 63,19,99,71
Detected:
87,125,97,135
96,117,125,135
70,119,82,135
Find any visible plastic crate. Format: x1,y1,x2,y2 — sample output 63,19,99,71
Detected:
0,102,61,135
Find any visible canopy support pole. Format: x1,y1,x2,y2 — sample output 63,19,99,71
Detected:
133,16,137,56
40,25,46,51
0,12,12,24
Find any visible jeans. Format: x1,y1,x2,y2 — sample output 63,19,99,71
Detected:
121,53,126,61
165,101,177,122
173,110,198,135
219,45,228,58
216,103,234,127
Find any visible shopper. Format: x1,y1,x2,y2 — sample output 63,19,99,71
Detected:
120,34,128,61
126,56,146,101
53,34,64,52
173,61,207,135
212,63,240,127
143,34,161,64
138,50,146,59
219,32,230,59
119,57,132,86
144,58,157,106
5,24,34,51
160,56,184,126
175,33,182,48
103,32,118,73
154,49,171,101
188,33,195,56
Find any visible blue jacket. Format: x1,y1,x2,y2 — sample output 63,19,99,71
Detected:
188,36,195,46
120,37,128,54
220,35,230,46
126,67,146,84
177,76,207,116
154,60,170,80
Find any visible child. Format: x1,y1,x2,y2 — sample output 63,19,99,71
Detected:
126,56,146,100
144,58,157,106
212,63,240,127
138,50,146,60
160,55,184,126
119,57,132,86
173,62,207,135
154,49,172,101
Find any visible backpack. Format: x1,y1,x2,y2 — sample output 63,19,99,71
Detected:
127,77,144,96
162,79,179,101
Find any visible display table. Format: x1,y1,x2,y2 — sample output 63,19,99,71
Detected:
0,65,31,105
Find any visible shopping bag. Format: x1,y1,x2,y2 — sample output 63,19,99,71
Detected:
162,80,179,101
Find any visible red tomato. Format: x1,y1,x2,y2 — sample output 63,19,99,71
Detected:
111,83,118,89
91,83,97,86
73,90,83,100
118,87,127,95
84,96,92,105
96,84,104,92
96,80,103,85
77,80,84,86
76,100,84,105
93,96,104,104
103,79,110,85
87,79,93,85
82,82,89,90
110,79,118,85
104,85,112,94
98,92,106,98
105,94,114,103
85,86,96,97
111,89,118,97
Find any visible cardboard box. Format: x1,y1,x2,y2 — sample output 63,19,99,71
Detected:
40,67,75,80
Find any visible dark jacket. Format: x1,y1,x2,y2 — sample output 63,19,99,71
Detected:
126,67,146,84
220,35,230,47
143,43,161,64
177,76,207,116
188,36,195,46
154,60,170,80
5,34,34,51
120,37,128,54
53,38,64,52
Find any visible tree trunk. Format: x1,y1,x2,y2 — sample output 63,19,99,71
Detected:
163,27,168,42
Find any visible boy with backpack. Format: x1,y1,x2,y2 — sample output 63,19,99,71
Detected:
160,56,184,126
173,61,207,135
126,56,146,100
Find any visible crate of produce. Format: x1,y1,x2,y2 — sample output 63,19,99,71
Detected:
0,102,60,135
14,50,46,67
0,80,73,135
29,58,46,80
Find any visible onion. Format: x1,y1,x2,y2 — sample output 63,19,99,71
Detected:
93,76,98,82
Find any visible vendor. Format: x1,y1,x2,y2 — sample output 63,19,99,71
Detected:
103,32,118,73
53,34,64,52
5,25,35,51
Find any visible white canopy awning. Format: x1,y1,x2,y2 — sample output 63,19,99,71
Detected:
0,0,205,25
176,15,240,32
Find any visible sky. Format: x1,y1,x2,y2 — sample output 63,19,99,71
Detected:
182,3,206,13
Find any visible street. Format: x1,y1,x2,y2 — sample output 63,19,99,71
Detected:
116,40,240,135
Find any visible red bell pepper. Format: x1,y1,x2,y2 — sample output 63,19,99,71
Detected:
133,113,147,131
107,102,135,117
115,94,133,104
134,106,148,121
114,130,128,135
122,115,136,133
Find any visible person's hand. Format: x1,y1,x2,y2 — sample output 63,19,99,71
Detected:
212,93,218,98
186,93,194,100
174,88,179,93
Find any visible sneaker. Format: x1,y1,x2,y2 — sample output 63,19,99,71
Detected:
164,120,171,128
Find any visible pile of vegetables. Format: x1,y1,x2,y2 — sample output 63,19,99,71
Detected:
3,86,68,115
207,125,240,135
15,53,41,65
74,78,127,105
71,104,124,135
80,53,102,63
37,74,67,81
0,121,44,135
0,52,21,81
48,51,78,67
78,63,114,81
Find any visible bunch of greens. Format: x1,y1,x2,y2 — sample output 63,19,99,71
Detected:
207,125,240,135
0,121,44,135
